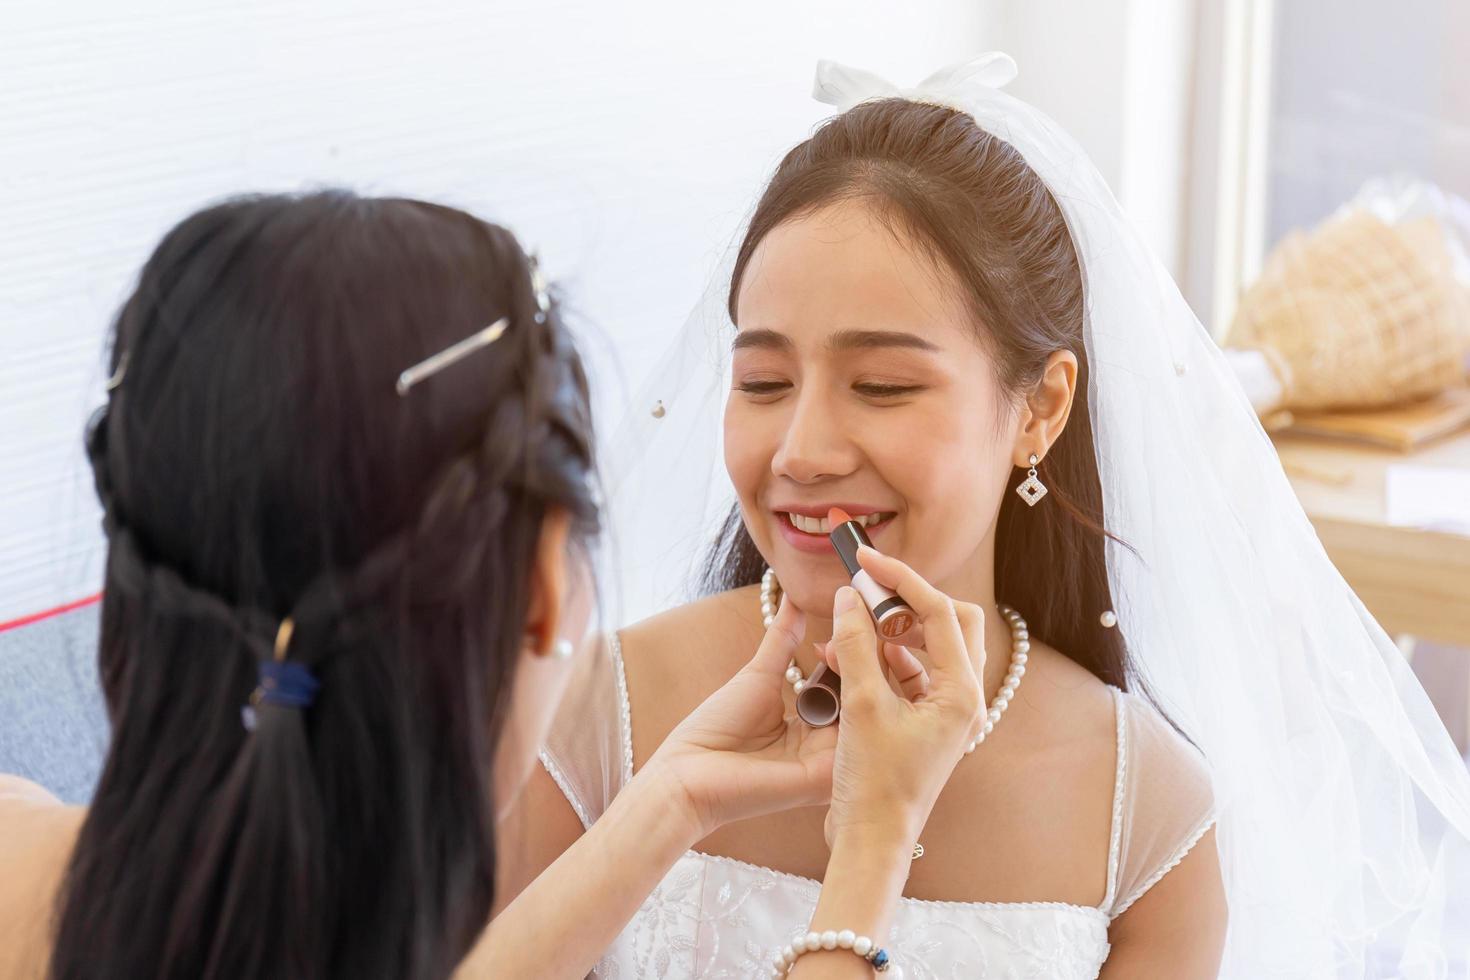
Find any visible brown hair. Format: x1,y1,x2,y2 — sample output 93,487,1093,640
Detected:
705,98,1135,691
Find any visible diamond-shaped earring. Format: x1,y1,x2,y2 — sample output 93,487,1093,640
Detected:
1016,453,1048,507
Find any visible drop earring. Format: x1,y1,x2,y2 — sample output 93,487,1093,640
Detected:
552,639,575,660
1016,453,1048,507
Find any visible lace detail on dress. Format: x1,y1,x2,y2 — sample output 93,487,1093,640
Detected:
696,849,1111,917
594,850,1113,979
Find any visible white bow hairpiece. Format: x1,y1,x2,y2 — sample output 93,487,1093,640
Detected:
811,52,1019,113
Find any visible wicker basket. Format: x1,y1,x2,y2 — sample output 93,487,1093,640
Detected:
1227,211,1470,412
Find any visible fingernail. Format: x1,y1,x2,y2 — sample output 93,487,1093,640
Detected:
834,586,858,613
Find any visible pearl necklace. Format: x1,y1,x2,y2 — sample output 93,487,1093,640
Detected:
761,567,1029,754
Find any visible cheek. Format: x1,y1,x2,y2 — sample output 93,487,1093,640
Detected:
873,401,1010,559
722,400,772,503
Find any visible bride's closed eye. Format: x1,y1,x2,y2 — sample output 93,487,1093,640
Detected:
735,379,793,402
853,381,926,400
734,378,792,399
732,378,929,401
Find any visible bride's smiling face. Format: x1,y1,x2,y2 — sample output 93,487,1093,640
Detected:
726,199,1020,615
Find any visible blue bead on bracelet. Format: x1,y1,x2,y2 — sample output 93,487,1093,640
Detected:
773,929,899,977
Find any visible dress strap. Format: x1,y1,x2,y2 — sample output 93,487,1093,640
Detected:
1099,686,1128,912
536,631,638,829
1096,687,1219,919
609,632,636,786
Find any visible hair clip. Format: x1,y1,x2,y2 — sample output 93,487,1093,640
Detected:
529,253,551,325
106,351,129,392
395,317,510,396
240,617,319,731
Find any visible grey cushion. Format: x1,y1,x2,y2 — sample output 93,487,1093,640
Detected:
0,605,108,804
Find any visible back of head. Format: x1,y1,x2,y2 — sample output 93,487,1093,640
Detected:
51,191,597,980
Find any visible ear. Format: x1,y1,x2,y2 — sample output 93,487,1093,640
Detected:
1014,349,1078,466
523,507,574,658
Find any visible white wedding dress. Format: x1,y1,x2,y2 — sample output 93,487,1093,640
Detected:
540,635,1216,979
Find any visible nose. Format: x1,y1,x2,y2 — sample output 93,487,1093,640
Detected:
770,387,859,484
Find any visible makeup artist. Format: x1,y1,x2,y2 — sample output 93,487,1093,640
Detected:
0,191,986,980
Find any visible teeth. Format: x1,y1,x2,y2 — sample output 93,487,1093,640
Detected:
788,513,828,534
785,512,892,534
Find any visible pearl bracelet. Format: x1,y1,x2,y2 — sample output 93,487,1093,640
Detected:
772,928,899,977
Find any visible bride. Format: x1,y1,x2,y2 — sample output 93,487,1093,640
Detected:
499,55,1470,977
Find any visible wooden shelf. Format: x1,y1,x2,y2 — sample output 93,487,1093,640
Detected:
1272,425,1470,647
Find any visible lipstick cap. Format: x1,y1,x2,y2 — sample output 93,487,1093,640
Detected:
796,663,841,727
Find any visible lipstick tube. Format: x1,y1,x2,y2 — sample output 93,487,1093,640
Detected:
828,517,921,647
795,663,841,728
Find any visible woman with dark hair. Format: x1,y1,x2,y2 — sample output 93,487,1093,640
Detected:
508,54,1470,978
0,190,992,980
506,71,1226,979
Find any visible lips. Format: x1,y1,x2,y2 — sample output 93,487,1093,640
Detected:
770,505,897,554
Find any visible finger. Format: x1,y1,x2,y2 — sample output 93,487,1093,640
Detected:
817,640,864,679
854,547,968,679
746,595,806,676
815,641,837,675
895,621,926,652
953,602,987,687
828,586,886,701
883,643,930,701
952,603,988,741
822,638,902,690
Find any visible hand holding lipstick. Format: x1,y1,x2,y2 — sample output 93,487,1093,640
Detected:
811,537,946,705
792,508,931,727
822,549,988,853
814,633,931,701
646,597,838,840
826,508,921,647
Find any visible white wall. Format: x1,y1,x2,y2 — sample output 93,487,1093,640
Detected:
0,0,996,623
0,0,1200,624
990,0,1199,277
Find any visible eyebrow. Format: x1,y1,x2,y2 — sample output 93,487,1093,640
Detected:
730,329,793,353
731,328,941,354
828,329,941,353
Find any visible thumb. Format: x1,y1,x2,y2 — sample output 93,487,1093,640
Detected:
829,586,883,696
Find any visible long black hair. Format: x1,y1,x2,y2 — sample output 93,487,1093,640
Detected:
49,191,597,980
